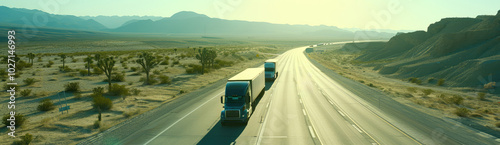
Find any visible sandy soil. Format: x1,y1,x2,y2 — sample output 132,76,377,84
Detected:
0,45,283,144
309,44,500,132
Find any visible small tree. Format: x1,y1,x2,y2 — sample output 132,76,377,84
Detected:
136,52,161,85
174,48,178,55
59,54,67,71
84,55,94,76
27,53,35,66
97,57,116,90
195,48,208,74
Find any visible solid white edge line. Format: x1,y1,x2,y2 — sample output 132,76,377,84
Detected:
338,111,345,117
144,92,223,145
352,124,363,133
302,109,307,116
308,126,317,138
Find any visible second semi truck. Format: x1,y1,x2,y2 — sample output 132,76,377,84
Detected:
220,68,265,125
264,59,278,81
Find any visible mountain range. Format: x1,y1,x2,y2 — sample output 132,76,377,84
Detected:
352,10,500,88
0,6,395,40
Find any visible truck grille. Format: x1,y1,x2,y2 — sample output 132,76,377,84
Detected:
226,110,240,118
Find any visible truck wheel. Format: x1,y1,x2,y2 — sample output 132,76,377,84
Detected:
276,72,278,78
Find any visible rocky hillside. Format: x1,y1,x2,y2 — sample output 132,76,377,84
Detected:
355,10,500,88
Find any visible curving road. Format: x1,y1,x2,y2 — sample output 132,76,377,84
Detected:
112,43,499,145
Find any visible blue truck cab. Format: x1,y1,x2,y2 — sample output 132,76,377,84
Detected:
264,59,278,81
220,81,252,124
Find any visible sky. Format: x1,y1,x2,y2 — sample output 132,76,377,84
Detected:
1,0,499,31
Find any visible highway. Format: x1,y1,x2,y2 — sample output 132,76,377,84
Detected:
110,43,499,145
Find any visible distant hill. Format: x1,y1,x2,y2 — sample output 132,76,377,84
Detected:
79,15,165,29
112,11,393,40
0,6,106,31
355,10,500,88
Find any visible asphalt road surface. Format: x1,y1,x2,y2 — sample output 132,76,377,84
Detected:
111,43,499,145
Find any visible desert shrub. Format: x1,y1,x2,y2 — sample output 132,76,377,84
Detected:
93,120,101,129
422,89,434,96
64,82,80,92
159,75,171,84
130,67,138,72
408,77,422,85
450,95,464,105
215,59,234,67
23,78,37,86
13,133,32,145
93,66,104,75
179,90,185,94
45,60,54,68
484,82,496,89
185,64,206,74
407,87,417,93
108,84,129,96
3,83,19,91
79,69,88,76
37,99,55,111
427,77,436,83
59,66,73,72
173,60,180,65
20,89,32,97
92,96,113,111
153,69,162,75
2,113,26,127
160,60,169,65
123,109,140,118
495,122,500,128
454,107,469,117
368,83,375,87
131,88,141,95
91,87,105,98
437,79,445,86
111,73,125,82
72,58,78,63
478,92,486,100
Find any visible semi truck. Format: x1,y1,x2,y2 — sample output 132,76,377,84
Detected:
264,59,278,81
220,68,265,125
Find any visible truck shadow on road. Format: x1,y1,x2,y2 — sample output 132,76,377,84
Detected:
265,81,275,91
196,120,246,145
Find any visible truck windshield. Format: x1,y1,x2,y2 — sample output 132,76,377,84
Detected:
226,96,244,106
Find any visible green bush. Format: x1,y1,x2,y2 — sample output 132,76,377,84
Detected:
111,73,125,82
93,120,101,129
59,66,73,72
160,60,169,65
64,82,80,92
131,88,141,95
108,84,129,96
93,66,104,75
437,79,445,86
454,107,469,117
2,113,26,127
92,96,113,111
153,69,161,75
79,69,88,76
13,133,32,145
20,89,32,97
408,77,422,85
23,78,37,86
130,67,138,72
91,87,105,98
159,75,171,84
478,92,486,100
37,99,55,111
423,89,434,96
179,90,185,94
450,95,464,105
427,77,436,83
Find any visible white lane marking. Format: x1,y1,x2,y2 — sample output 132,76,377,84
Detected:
263,136,288,138
266,102,270,108
352,124,363,133
257,99,273,145
299,99,303,104
144,92,223,145
328,100,333,105
302,109,307,116
308,126,317,138
338,111,345,117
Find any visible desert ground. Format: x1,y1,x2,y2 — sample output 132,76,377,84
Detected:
0,38,308,144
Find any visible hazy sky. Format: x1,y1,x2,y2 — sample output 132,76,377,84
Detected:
2,0,499,30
